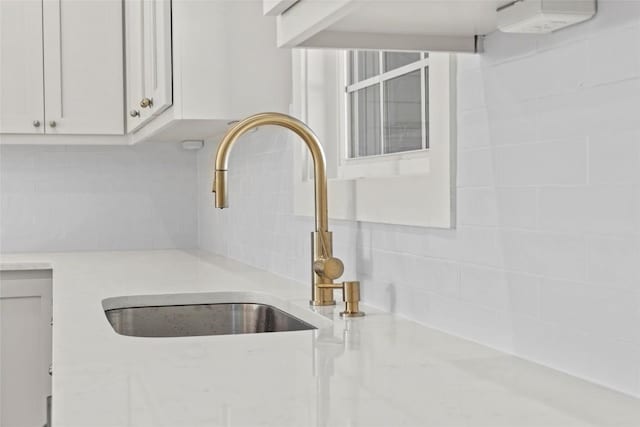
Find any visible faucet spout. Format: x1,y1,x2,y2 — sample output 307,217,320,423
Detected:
212,112,363,315
213,112,328,233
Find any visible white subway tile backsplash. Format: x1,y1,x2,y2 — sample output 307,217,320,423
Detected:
588,131,640,184
459,265,511,310
536,79,640,142
538,185,639,235
540,278,640,344
459,265,540,317
486,101,539,146
533,94,589,142
494,139,588,186
488,56,542,103
1,143,197,252
427,293,516,351
393,284,432,323
482,33,539,65
587,24,640,86
457,188,499,227
415,256,460,297
536,41,588,98
501,230,588,282
457,186,538,230
587,236,640,291
507,273,541,319
457,109,491,149
418,229,461,261
457,148,496,187
495,187,539,229
518,319,640,396
457,67,486,112
193,5,640,397
456,226,505,268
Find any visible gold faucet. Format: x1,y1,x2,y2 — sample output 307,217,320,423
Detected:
212,112,364,317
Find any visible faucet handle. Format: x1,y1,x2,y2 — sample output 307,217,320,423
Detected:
313,257,344,281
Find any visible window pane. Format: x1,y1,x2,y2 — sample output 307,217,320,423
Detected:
383,52,421,72
349,85,381,157
384,70,422,154
348,51,355,85
356,51,379,82
424,67,429,149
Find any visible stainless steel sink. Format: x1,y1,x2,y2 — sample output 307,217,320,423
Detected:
104,302,317,337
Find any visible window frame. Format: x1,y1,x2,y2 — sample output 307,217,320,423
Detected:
338,50,432,180
346,51,430,159
291,49,456,229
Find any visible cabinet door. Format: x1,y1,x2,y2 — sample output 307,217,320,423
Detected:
124,0,172,133
125,0,150,132
0,270,52,427
42,0,124,135
142,0,172,118
0,0,45,134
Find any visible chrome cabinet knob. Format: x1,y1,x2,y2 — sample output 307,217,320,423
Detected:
33,120,41,128
129,109,140,117
140,97,153,108
48,121,57,128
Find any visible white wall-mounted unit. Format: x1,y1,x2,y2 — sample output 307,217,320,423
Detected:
498,0,596,34
272,0,501,53
126,0,291,143
0,0,124,141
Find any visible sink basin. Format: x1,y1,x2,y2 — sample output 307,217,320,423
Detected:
105,302,317,337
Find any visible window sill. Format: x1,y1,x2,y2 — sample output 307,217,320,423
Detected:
338,150,431,180
294,172,454,228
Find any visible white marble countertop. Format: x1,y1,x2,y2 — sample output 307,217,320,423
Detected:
1,249,639,427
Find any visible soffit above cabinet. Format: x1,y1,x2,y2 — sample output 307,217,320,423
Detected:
275,0,514,53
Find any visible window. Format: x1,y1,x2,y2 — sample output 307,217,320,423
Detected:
347,51,429,158
291,49,455,228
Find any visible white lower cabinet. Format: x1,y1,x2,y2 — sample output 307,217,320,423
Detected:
0,270,53,427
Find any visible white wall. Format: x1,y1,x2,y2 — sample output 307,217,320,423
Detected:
0,143,198,252
198,1,640,397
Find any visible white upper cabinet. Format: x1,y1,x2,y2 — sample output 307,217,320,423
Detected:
270,0,501,53
0,0,45,134
126,0,291,143
1,0,124,139
126,0,173,133
42,0,124,135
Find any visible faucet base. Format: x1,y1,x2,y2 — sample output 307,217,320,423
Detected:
309,287,336,306
340,311,365,318
310,300,337,306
